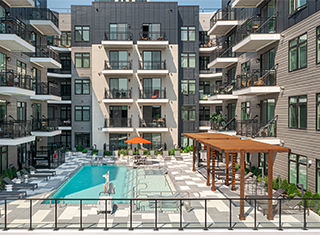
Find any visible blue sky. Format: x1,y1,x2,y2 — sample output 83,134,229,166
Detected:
47,0,221,12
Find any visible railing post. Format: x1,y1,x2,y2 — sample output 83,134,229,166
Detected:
278,199,282,230
204,199,208,230
154,199,158,231
29,199,33,231
303,198,307,230
54,199,59,231
104,199,108,231
228,199,232,230
79,199,83,231
179,199,183,231
129,199,133,230
3,199,7,231
253,199,257,230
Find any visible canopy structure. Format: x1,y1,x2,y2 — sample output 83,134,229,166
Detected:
124,136,151,144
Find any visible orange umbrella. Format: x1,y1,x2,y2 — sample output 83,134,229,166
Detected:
125,136,151,144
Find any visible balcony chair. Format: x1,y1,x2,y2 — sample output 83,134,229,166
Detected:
157,36,163,41
152,89,159,99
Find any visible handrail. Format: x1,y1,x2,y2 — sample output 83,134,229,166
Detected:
126,173,146,185
125,183,148,198
253,115,278,138
127,167,144,177
222,116,236,130
253,12,279,34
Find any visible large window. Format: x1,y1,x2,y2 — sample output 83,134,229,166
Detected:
0,52,6,70
61,81,71,98
75,106,90,121
142,51,161,69
289,0,307,14
110,23,128,40
109,51,128,69
241,102,250,120
181,80,195,94
199,56,210,70
0,146,8,173
181,53,196,68
317,26,320,64
75,26,90,42
199,106,210,121
17,102,26,121
61,56,71,71
199,81,210,100
317,160,320,193
75,133,90,148
17,61,26,75
109,133,128,150
61,106,71,122
61,31,71,47
75,53,90,68
289,95,307,129
289,154,307,189
289,33,307,71
317,94,320,130
75,79,90,95
143,133,161,150
61,131,71,148
141,23,160,40
181,26,195,41
181,106,196,121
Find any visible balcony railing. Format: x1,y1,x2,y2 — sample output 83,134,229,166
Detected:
31,45,60,62
104,60,132,70
0,17,34,45
139,118,166,128
138,31,166,41
0,70,34,91
235,116,277,138
35,82,60,96
19,8,59,28
211,46,239,62
57,118,71,127
104,118,132,128
139,60,166,70
211,117,236,132
105,89,132,99
211,81,235,95
0,121,32,139
210,8,236,28
139,89,166,99
235,68,277,90
32,118,59,132
47,68,71,74
104,31,133,40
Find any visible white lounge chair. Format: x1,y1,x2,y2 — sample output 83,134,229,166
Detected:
163,151,171,161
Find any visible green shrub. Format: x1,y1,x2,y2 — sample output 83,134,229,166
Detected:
82,150,87,153
302,190,313,207
11,167,17,178
287,183,301,198
235,163,240,170
104,150,112,156
280,179,290,193
272,177,280,190
143,150,150,155
119,149,128,156
75,145,80,151
79,145,85,151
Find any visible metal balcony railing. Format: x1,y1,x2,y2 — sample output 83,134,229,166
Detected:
35,82,60,96
30,45,60,62
139,118,166,128
210,8,236,28
211,81,235,95
18,8,59,28
0,17,34,45
139,89,166,99
0,70,34,91
211,46,239,62
0,121,32,139
57,118,71,127
139,60,166,70
104,60,132,70
104,31,133,40
105,89,132,99
236,117,277,138
138,31,166,41
47,68,71,74
32,118,59,132
104,118,132,128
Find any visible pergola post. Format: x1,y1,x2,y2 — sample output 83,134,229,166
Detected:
192,139,196,172
232,153,236,191
211,150,216,191
267,149,274,220
239,149,245,220
225,152,229,186
206,147,211,186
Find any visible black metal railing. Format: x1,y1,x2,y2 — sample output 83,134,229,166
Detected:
235,68,277,90
32,118,59,132
236,118,277,138
35,82,60,96
0,121,32,139
17,8,59,28
104,118,132,128
139,89,166,99
30,45,60,62
0,70,34,91
30,147,65,169
104,60,132,70
0,16,34,45
57,118,71,127
212,117,236,131
200,37,222,48
105,89,132,99
47,68,71,74
138,31,166,41
139,118,166,128
211,46,239,62
253,116,278,138
104,31,133,40
210,8,236,28
139,60,166,70
212,81,235,95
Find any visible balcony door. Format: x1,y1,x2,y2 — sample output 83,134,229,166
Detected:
143,51,161,69
109,51,128,69
109,133,127,150
261,48,275,85
110,23,128,40
143,78,161,98
260,98,275,135
143,133,161,149
110,106,128,127
109,78,128,98
0,100,6,122
261,0,275,32
142,23,160,40
143,106,161,120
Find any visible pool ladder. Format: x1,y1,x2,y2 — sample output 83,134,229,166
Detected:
125,183,148,198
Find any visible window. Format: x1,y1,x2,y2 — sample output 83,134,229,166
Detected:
317,27,320,64
245,153,251,168
227,67,236,83
199,31,210,46
75,26,90,42
317,160,320,193
75,79,90,95
181,53,196,68
199,106,210,121
142,78,162,98
0,52,6,70
317,94,320,130
241,61,250,74
109,51,128,69
61,31,71,46
241,102,250,120
61,81,71,98
75,106,90,121
289,0,307,14
289,95,307,129
17,61,26,75
60,56,71,71
181,106,196,121
143,133,161,150
181,134,193,148
289,154,307,189
75,133,90,148
0,146,8,173
17,102,26,121
61,131,71,148
142,51,161,69
259,153,268,175
61,106,71,122
75,53,90,68
109,23,128,40
181,80,195,94
17,143,27,169
109,133,128,150
289,33,307,71
0,100,6,122
142,23,160,40
199,56,210,70
181,26,196,41
199,81,210,100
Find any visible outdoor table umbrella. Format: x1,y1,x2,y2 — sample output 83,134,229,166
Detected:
124,136,151,153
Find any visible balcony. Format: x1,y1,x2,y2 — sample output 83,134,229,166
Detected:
199,69,223,79
137,89,169,104
0,70,35,96
199,39,219,54
233,68,280,96
101,118,133,133
137,60,168,76
0,121,35,145
47,68,71,78
199,120,211,131
102,89,133,104
0,17,35,52
102,60,133,76
136,118,169,133
211,117,237,135
208,47,239,68
233,13,280,53
3,0,35,7
57,119,72,131
27,8,60,35
208,9,239,36
137,31,168,49
101,31,133,48
31,82,61,101
199,86,223,104
231,0,265,8
209,82,238,100
29,45,61,69
31,119,61,137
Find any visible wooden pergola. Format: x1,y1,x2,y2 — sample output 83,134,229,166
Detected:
198,138,290,221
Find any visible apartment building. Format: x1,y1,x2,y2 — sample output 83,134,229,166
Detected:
207,0,320,193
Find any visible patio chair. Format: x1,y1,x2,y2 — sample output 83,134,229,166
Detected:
86,150,92,158
0,190,27,199
150,150,155,158
258,196,304,216
139,150,144,157
3,177,38,191
72,148,77,156
128,150,133,157
97,150,104,160
245,175,257,193
152,89,159,99
163,151,171,161
273,187,286,198
21,169,50,181
29,166,56,176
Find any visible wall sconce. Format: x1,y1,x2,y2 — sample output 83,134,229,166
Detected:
128,79,130,82
256,58,260,63
128,53,130,57
7,57,11,62
31,68,34,72
308,159,312,167
98,72,102,76
31,104,35,108
128,106,130,109
98,46,102,49
6,102,10,106
256,103,260,108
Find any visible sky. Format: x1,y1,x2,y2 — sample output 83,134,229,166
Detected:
47,0,221,12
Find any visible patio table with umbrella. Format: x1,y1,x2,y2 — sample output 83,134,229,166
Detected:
125,136,152,165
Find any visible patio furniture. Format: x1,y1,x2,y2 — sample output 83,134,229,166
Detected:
150,150,155,158
97,150,104,160
245,175,257,194
72,148,77,156
163,151,171,161
174,151,183,161
258,196,304,216
256,180,266,195
86,150,92,158
139,150,144,157
3,177,38,191
273,187,286,198
128,150,133,157
29,166,56,176
21,169,50,181
0,190,27,198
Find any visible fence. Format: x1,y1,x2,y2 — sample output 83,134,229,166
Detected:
0,70,34,91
